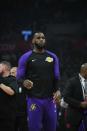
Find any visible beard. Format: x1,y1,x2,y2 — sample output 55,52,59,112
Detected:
35,43,45,49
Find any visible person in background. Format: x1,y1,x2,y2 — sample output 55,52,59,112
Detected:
63,63,87,131
0,61,18,131
10,66,28,131
10,67,17,77
17,32,61,131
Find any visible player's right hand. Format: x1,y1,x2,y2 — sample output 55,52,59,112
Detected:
23,79,33,89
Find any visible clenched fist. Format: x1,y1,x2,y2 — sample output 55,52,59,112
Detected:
53,90,61,104
23,79,33,89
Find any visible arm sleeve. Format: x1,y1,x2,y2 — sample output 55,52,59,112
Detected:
63,80,81,108
46,50,60,91
8,77,19,93
53,54,60,91
1,76,19,94
16,51,32,86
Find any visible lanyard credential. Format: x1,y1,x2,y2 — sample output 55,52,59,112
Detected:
84,80,87,101
79,77,86,100
80,77,87,100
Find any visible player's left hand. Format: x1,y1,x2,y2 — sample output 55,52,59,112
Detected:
53,90,61,104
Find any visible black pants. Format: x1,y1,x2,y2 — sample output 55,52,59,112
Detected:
15,93,28,131
15,112,28,131
57,107,67,131
65,119,80,131
0,118,15,131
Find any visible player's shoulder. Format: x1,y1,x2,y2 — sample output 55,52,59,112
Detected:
19,50,33,61
21,50,32,58
46,50,56,56
68,75,79,84
46,50,58,58
18,50,33,64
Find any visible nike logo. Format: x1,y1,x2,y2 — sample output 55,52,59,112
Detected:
32,59,36,62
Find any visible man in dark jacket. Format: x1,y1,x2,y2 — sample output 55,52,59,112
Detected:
63,63,87,131
0,61,18,131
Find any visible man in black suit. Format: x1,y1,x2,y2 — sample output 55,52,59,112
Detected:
63,63,87,131
0,61,18,131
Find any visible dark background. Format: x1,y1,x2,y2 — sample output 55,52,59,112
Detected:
0,0,87,79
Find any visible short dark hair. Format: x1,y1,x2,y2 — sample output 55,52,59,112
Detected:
0,61,11,70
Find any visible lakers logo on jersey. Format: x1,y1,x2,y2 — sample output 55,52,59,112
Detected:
29,104,37,111
45,57,53,62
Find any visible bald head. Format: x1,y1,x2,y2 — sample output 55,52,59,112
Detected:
33,32,45,37
80,63,87,79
